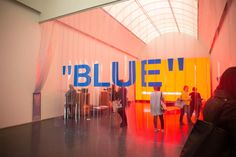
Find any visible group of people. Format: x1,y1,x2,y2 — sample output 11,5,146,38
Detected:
150,67,236,156
65,82,203,130
65,81,129,127
64,67,236,156
181,67,236,156
149,85,203,132
179,85,202,124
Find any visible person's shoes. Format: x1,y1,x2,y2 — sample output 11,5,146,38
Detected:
154,129,160,132
161,129,164,133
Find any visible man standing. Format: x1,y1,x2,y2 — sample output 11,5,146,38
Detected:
189,87,202,120
65,84,77,118
117,82,128,127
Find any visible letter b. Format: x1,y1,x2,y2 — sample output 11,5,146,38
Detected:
74,64,91,87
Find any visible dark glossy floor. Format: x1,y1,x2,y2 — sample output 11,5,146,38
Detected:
0,103,195,157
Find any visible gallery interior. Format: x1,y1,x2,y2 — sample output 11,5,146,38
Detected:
0,0,235,157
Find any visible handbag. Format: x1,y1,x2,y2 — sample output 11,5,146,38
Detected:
160,92,167,112
160,101,167,112
112,100,122,112
175,98,185,108
180,101,232,157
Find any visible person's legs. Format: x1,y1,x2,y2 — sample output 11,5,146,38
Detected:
153,115,157,129
117,109,123,123
123,109,127,125
190,102,194,118
159,115,164,130
179,107,185,123
69,104,73,118
72,104,76,118
118,108,127,127
195,102,201,120
186,105,192,123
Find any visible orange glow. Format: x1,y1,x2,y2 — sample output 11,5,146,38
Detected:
125,102,196,145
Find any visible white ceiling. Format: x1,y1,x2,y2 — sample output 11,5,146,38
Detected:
103,0,198,43
16,0,122,22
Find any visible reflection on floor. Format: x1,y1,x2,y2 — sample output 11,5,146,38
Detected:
0,102,198,157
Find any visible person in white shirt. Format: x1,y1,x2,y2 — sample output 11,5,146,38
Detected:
150,86,165,132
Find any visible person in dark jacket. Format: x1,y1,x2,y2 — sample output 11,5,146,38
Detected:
65,84,77,118
111,84,117,101
117,83,128,127
189,87,202,120
203,67,236,156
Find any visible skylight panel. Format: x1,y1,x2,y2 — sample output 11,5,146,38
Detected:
138,24,158,36
122,8,143,25
103,0,198,43
143,32,160,43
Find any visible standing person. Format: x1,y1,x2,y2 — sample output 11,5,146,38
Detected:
203,67,236,156
111,84,119,113
179,85,192,124
111,84,117,102
189,87,202,120
117,82,128,127
65,84,77,118
150,86,165,132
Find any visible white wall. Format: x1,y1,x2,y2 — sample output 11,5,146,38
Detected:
199,0,236,91
0,0,40,128
141,33,209,60
199,0,227,51
209,0,236,91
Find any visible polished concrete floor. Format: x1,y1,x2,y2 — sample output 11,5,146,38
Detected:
0,103,195,157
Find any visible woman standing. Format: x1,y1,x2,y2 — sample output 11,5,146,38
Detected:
179,85,192,124
150,86,165,132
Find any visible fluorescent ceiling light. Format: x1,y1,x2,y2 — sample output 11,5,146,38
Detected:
142,91,182,95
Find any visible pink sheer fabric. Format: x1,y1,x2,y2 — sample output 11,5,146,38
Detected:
33,22,55,120
33,9,142,120
34,21,55,93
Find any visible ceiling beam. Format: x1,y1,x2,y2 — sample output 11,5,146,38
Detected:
209,0,233,54
168,0,180,33
16,0,122,22
135,0,162,35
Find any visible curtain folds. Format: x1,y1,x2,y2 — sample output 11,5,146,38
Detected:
34,21,55,93
33,21,55,121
